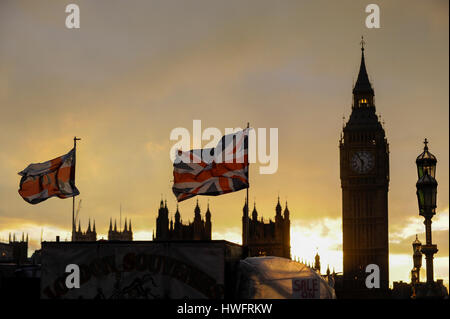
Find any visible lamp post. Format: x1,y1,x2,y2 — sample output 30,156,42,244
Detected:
411,235,422,285
415,139,438,285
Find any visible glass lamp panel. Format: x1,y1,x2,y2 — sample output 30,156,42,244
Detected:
417,166,424,179
413,254,421,268
417,189,425,213
430,166,436,178
423,164,435,178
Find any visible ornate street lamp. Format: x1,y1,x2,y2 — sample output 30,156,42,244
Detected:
415,139,438,285
412,236,422,269
411,235,422,285
416,138,437,179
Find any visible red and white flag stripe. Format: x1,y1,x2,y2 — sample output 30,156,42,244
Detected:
18,148,80,204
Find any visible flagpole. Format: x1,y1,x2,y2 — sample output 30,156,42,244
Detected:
245,122,249,257
72,136,81,241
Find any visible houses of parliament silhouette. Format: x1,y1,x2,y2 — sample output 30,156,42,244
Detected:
0,233,28,264
153,197,291,260
72,217,133,241
242,198,291,259
153,199,212,241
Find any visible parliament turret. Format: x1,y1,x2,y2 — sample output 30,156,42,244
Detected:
242,196,290,258
73,218,97,241
154,199,212,241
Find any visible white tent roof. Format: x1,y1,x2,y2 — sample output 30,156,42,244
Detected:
236,256,336,299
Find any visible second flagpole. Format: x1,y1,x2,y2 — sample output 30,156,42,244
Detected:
72,136,81,241
245,122,249,257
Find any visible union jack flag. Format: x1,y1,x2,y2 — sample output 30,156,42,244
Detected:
172,128,250,202
18,148,80,204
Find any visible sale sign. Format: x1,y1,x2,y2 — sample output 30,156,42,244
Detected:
292,277,320,299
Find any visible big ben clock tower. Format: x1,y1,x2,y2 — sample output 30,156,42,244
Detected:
340,38,389,298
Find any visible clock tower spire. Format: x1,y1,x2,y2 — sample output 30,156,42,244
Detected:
339,38,390,298
353,36,375,108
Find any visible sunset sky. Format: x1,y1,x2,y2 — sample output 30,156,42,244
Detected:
0,0,448,287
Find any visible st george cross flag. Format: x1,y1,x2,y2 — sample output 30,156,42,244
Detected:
172,128,250,202
18,148,80,204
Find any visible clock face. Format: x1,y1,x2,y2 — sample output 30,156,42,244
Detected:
351,151,374,174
